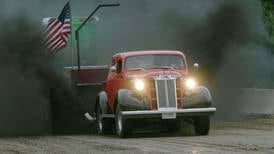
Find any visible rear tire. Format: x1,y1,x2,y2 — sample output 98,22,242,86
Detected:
115,104,131,138
96,106,113,135
194,116,210,135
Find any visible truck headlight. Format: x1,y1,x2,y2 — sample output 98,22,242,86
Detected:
134,79,145,91
185,78,197,90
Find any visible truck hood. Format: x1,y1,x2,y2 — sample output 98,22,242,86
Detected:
125,70,187,79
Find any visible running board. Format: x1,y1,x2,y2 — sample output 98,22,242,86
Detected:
102,114,115,118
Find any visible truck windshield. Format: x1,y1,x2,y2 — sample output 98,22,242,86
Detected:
126,55,184,70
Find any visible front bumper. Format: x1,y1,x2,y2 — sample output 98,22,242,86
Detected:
121,107,216,119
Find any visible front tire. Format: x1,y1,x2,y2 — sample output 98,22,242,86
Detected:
115,104,131,138
194,116,210,135
96,106,112,135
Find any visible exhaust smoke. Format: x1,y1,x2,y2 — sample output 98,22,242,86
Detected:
0,14,86,136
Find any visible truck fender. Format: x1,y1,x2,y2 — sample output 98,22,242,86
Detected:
183,86,213,108
115,89,151,111
96,91,110,114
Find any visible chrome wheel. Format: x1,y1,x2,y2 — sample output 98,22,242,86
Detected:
98,112,103,132
118,113,122,133
115,104,131,138
96,107,103,134
116,107,122,136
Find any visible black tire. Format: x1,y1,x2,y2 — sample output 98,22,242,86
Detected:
96,106,113,135
194,116,210,135
166,120,181,133
115,104,131,138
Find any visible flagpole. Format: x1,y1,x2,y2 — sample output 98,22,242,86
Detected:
75,3,120,71
66,0,73,68
69,1,74,68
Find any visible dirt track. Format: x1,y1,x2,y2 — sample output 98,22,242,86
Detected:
0,116,273,154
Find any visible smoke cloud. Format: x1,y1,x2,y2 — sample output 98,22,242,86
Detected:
0,14,86,136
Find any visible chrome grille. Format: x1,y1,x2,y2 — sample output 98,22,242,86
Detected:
155,77,177,110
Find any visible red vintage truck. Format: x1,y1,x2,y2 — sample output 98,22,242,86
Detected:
67,50,216,137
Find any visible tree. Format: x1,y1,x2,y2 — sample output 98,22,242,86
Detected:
261,0,274,51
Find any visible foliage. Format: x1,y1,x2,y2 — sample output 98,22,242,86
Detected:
261,0,274,50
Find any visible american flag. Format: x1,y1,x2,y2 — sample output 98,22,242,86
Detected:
43,2,71,54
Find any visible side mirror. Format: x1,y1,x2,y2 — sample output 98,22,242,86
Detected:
193,63,199,70
110,66,117,72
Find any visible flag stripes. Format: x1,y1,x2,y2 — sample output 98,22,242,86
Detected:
43,2,71,54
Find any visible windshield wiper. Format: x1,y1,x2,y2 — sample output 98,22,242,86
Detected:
153,66,175,69
128,68,146,71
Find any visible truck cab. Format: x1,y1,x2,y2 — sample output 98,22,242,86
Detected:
95,50,216,137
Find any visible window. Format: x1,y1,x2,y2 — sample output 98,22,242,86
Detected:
126,55,184,70
117,60,122,73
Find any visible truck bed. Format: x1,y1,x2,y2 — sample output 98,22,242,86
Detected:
64,65,109,114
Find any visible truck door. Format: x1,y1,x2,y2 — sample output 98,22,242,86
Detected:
106,58,123,111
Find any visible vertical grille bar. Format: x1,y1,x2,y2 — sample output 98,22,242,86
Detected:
167,79,177,108
149,79,157,110
155,80,166,108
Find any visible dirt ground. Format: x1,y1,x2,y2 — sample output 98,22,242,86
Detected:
0,115,273,154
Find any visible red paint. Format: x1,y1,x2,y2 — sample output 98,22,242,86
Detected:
104,50,189,112
69,66,109,84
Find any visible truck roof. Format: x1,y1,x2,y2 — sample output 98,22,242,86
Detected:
114,50,185,59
